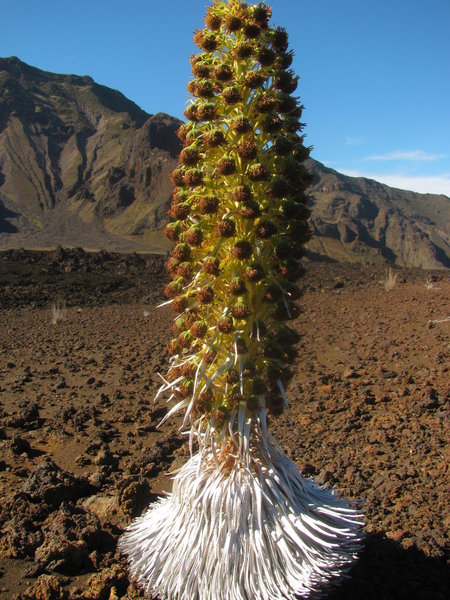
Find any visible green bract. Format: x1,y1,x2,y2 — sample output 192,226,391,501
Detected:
164,0,312,436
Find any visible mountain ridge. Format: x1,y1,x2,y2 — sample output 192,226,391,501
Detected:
0,57,448,267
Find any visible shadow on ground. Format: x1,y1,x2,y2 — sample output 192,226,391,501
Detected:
325,532,450,600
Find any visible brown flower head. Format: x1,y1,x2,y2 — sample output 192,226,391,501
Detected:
216,219,236,237
271,27,289,52
193,29,219,52
266,395,284,415
231,185,252,203
169,202,190,220
278,93,298,114
180,145,200,165
216,157,236,175
235,338,248,355
190,55,212,78
273,136,294,155
242,361,256,377
217,317,234,334
167,338,182,355
172,243,191,261
198,194,219,214
224,369,239,385
244,23,260,39
293,143,311,162
191,320,208,338
184,104,199,122
165,280,183,299
244,70,267,89
275,325,301,346
197,286,214,304
279,199,298,219
172,188,189,203
166,257,180,277
288,219,311,241
256,219,277,239
274,70,298,94
185,227,203,247
213,63,234,82
222,86,241,104
238,200,261,219
205,8,222,30
258,46,276,66
178,331,193,349
177,378,194,398
232,240,253,259
164,222,181,242
176,261,192,282
224,14,243,32
204,350,218,364
275,239,292,260
237,139,258,160
232,42,254,59
177,123,191,141
255,92,278,113
170,167,186,186
253,4,271,26
196,102,216,121
230,386,244,403
243,262,265,282
202,256,220,275
277,50,294,69
213,405,230,428
189,79,215,99
199,387,214,403
197,194,219,215
172,296,188,313
262,114,283,134
229,277,247,296
183,168,203,187
270,175,291,198
204,129,225,147
232,301,250,320
247,163,269,181
230,116,252,134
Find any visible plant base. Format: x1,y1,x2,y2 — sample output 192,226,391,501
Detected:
120,446,364,600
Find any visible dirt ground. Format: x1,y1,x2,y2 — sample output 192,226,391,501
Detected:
0,250,448,599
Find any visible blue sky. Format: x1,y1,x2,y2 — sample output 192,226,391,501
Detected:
1,0,449,196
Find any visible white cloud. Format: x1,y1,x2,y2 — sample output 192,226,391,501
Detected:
338,169,450,197
362,150,447,162
346,136,365,147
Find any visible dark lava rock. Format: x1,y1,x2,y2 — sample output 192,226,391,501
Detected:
9,434,32,455
93,445,119,469
0,514,44,558
117,476,152,518
6,401,41,429
34,538,90,575
16,574,69,600
83,565,129,600
22,458,94,507
42,502,114,553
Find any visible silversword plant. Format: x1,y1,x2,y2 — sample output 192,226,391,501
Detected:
120,2,364,598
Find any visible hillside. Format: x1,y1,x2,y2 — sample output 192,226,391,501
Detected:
0,57,449,267
0,57,180,252
307,161,450,268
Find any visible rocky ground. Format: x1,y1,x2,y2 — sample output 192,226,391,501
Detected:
0,250,448,599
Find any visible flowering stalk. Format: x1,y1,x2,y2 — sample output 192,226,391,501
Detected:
120,2,364,598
